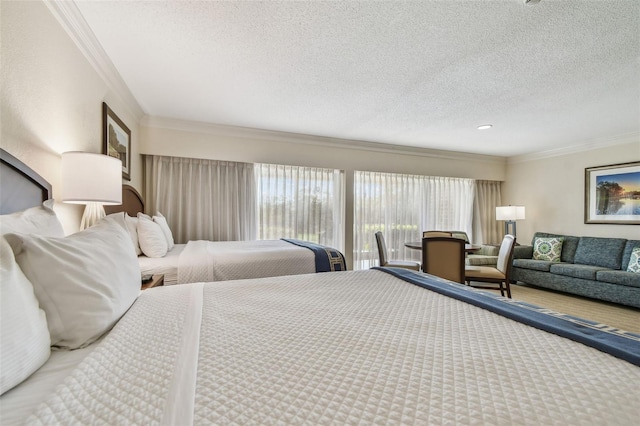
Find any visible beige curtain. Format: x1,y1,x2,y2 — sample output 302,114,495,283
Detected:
144,155,256,243
472,180,502,245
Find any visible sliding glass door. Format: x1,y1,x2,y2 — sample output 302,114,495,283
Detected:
353,171,474,270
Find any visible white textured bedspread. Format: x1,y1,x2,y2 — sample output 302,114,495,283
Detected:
177,239,316,284
27,270,640,425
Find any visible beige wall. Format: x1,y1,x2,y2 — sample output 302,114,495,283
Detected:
504,139,640,245
0,0,142,234
139,119,506,180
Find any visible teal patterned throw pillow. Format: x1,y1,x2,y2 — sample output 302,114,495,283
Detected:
627,247,640,273
533,237,564,262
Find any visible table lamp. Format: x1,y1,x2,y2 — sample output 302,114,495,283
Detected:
496,205,525,238
61,152,122,230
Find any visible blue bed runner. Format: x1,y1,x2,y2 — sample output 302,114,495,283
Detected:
282,239,346,272
374,267,640,367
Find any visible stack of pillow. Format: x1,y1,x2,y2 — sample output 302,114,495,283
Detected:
0,201,141,395
110,211,175,258
137,212,175,257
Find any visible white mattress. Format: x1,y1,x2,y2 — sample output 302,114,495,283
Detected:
138,243,185,285
19,270,640,425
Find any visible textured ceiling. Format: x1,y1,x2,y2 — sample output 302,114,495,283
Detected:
74,0,640,157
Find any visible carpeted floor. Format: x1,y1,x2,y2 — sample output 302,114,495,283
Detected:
502,283,640,333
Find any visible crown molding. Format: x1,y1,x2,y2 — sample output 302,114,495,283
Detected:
44,0,144,121
508,132,640,163
141,115,506,164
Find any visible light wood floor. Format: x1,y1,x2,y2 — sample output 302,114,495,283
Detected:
487,282,640,333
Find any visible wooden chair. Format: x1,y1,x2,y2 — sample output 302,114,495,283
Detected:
423,230,453,238
421,237,466,283
375,231,420,271
464,234,516,298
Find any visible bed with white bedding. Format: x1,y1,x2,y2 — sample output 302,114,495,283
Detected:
4,268,640,425
2,149,640,425
139,239,343,285
104,185,346,284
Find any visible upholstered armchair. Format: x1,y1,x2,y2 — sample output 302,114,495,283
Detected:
450,231,499,267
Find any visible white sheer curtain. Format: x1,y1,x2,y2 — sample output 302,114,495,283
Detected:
144,155,256,243
472,180,503,245
256,164,344,250
420,176,475,235
353,171,475,270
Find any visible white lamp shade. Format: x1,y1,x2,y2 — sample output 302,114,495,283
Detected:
496,205,525,221
61,152,122,205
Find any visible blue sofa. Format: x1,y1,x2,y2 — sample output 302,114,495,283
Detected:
512,232,640,308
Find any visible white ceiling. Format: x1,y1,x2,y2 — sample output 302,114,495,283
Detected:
74,0,639,157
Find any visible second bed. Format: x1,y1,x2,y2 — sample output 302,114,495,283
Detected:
105,185,346,285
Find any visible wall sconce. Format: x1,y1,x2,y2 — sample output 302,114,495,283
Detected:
61,152,122,230
496,205,525,238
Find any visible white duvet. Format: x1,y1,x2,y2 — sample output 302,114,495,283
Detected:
177,239,316,284
26,270,640,425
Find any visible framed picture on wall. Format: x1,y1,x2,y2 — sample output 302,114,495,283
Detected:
102,102,131,181
584,161,640,224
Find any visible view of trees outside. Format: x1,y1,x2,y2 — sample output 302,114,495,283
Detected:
256,164,344,249
596,171,640,215
254,165,484,266
353,172,474,270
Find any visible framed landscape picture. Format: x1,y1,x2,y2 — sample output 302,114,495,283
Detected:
102,102,131,180
585,161,640,224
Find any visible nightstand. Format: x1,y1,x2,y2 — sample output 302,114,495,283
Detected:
141,274,164,290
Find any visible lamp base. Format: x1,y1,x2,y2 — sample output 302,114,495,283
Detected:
504,221,517,238
80,203,106,230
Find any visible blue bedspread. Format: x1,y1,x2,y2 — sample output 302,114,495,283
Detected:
282,239,346,272
374,267,640,367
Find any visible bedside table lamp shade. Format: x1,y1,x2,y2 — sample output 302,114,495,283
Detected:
496,205,525,238
61,152,122,230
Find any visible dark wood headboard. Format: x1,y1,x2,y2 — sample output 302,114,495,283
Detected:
104,184,145,217
0,148,52,214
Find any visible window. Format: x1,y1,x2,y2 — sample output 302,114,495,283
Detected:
353,171,474,270
256,164,344,250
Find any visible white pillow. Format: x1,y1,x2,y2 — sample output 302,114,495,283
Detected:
0,237,51,395
104,212,141,256
153,212,174,251
0,200,64,237
137,213,168,258
4,220,140,349
125,214,142,255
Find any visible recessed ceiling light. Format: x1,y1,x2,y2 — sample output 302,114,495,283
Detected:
477,124,493,130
